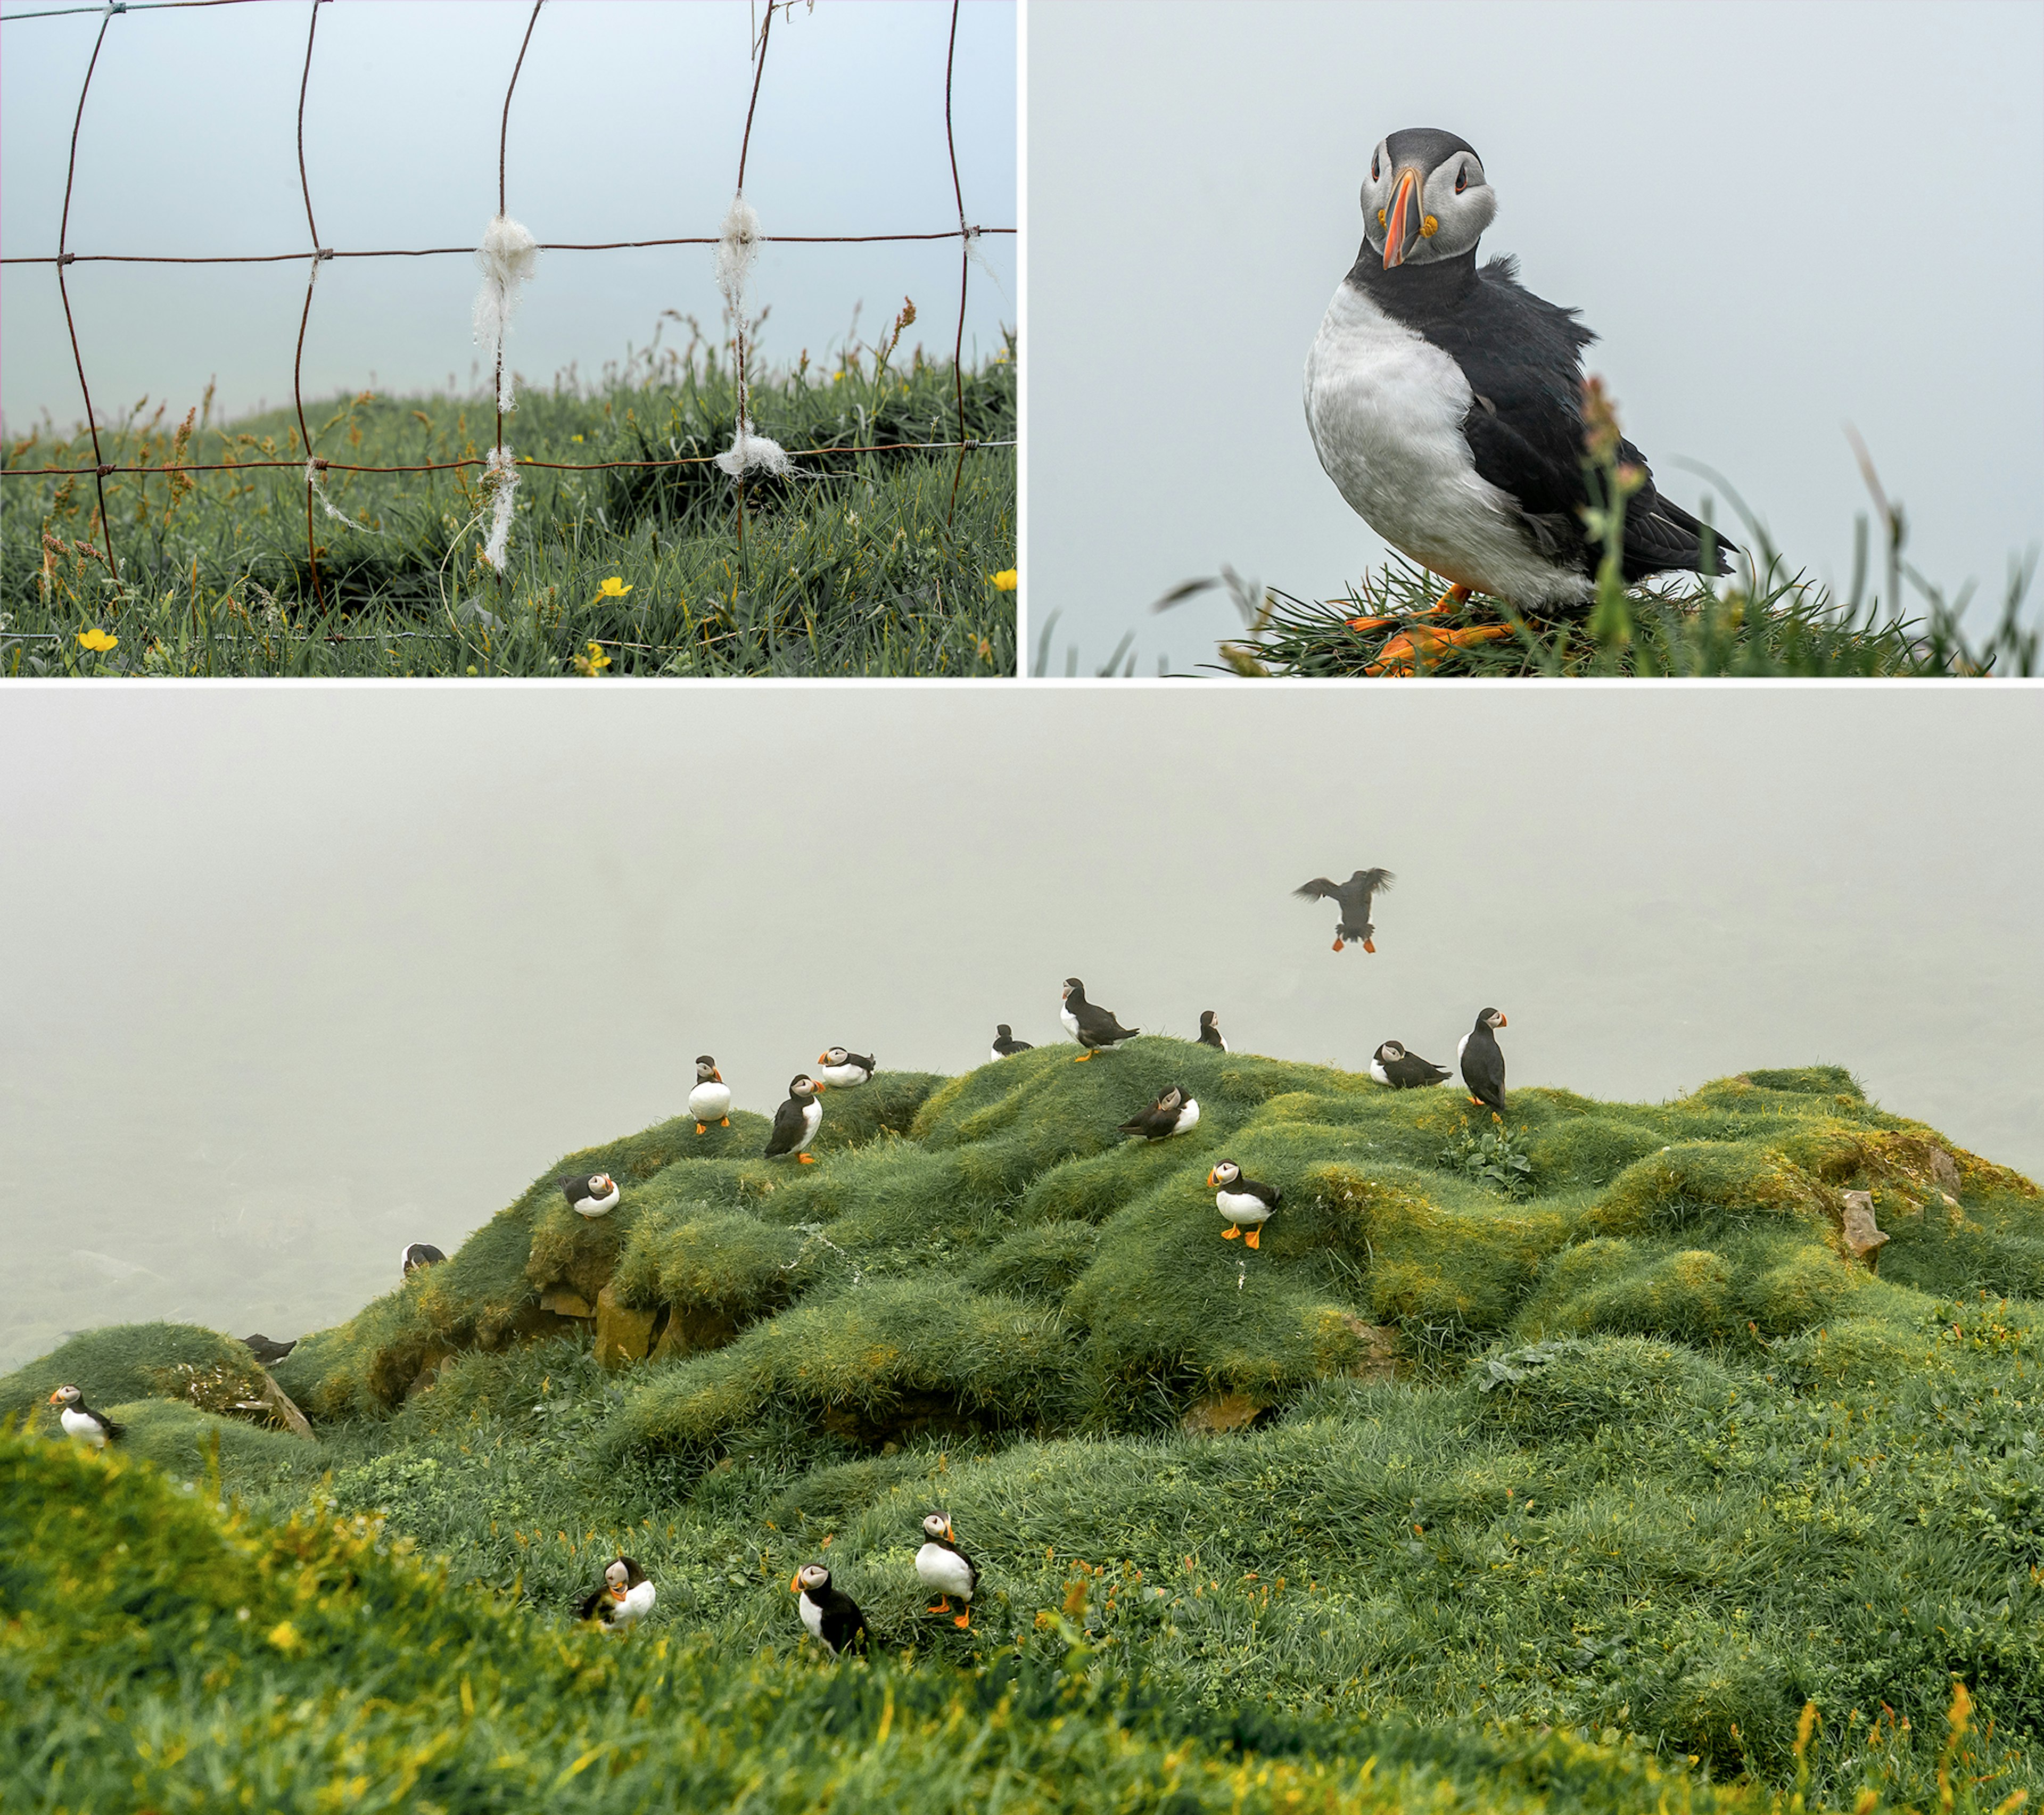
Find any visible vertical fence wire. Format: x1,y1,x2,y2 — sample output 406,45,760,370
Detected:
291,0,327,609
494,0,543,461
729,0,776,549
54,5,116,575
942,0,969,527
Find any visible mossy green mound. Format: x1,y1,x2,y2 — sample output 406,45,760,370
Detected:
0,1319,263,1424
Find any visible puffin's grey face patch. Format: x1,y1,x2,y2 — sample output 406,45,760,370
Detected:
1211,1161,1239,1185
1380,1041,1405,1060
797,1564,830,1592
922,1513,950,1538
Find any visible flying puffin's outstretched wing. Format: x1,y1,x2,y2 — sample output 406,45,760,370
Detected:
1292,878,1341,902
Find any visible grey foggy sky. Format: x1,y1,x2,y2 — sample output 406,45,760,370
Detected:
0,0,1016,430
1027,1,2044,668
3,683,2040,1368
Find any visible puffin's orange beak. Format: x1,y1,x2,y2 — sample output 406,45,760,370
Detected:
817,1052,829,1066
713,1069,723,1082
812,1080,826,1093
1206,1168,1219,1187
945,1520,956,1541
47,1389,63,1404
1382,167,1422,269
1497,1016,1508,1028
790,1573,802,1594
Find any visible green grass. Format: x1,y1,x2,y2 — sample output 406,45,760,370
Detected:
9,1049,2042,1813
0,320,1016,677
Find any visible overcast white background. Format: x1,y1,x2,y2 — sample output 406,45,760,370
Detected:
0,0,1016,429
1027,1,2044,669
3,685,2040,1367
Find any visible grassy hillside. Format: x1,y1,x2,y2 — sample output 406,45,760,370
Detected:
0,323,1016,678
8,1043,2041,1813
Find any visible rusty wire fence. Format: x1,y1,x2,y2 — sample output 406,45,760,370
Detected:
0,0,1016,621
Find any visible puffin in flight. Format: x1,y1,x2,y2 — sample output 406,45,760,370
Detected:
575,1556,656,1633
991,1024,1033,1060
1197,1010,1227,1051
559,1173,620,1218
792,1562,870,1656
816,1047,876,1088
1371,1040,1451,1089
1295,868,1394,952
1060,978,1140,1060
763,1075,824,1162
47,1384,123,1448
915,1512,979,1628
1118,1083,1200,1141
1458,1008,1509,1111
689,1057,732,1133
401,1242,446,1277
1305,128,1739,624
1208,1161,1281,1248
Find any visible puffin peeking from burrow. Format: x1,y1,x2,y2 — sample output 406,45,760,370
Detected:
1060,978,1140,1060
1118,1083,1201,1141
47,1384,124,1449
916,1512,979,1628
575,1556,656,1633
1295,868,1394,952
559,1172,620,1218
1208,1162,1281,1248
816,1047,875,1088
1197,1010,1227,1051
1304,129,1739,627
689,1057,732,1134
1458,1008,1509,1111
991,1024,1033,1060
792,1562,870,1656
401,1242,446,1277
763,1075,824,1163
1371,1040,1452,1089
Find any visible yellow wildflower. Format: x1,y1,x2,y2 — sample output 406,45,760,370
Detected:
77,626,118,651
266,1621,302,1654
573,641,612,676
593,576,632,602
990,570,1018,591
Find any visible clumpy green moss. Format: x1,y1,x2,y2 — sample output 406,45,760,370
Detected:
0,1321,259,1426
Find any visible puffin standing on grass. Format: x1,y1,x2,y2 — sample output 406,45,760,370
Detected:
1304,128,1740,634
792,1562,870,1656
1118,1083,1201,1141
1207,1162,1281,1248
1371,1040,1452,1089
1458,1008,1509,1111
575,1556,656,1633
1060,978,1140,1060
689,1057,732,1133
763,1075,825,1164
401,1242,446,1277
47,1384,123,1449
1197,1010,1228,1051
915,1513,979,1628
559,1173,621,1218
815,1047,876,1088
991,1024,1033,1060
1294,869,1394,952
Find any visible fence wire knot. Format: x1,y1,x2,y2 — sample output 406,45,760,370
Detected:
304,457,372,533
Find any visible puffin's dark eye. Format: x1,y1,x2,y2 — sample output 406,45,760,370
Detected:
1371,153,1380,181
1455,167,1468,194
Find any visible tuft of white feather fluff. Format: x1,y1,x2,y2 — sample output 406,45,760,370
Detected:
304,459,373,533
472,214,539,415
712,192,797,483
480,446,519,571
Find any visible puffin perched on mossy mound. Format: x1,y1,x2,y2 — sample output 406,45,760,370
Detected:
47,1384,123,1448
1459,1008,1509,1110
575,1556,656,1633
792,1563,869,1656
764,1075,824,1163
1060,978,1140,1060
689,1057,732,1133
1305,127,1739,622
1208,1161,1281,1248
1197,1010,1227,1051
559,1173,620,1218
916,1513,979,1628
1118,1083,1201,1141
401,1242,447,1277
816,1047,875,1088
991,1024,1033,1060
1372,1040,1451,1089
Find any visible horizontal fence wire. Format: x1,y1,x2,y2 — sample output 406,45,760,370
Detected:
3,0,1014,605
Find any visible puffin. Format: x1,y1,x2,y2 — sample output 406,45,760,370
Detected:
1458,1008,1509,1111
401,1242,446,1277
1118,1083,1201,1141
792,1562,870,1656
1304,127,1740,624
1371,1040,1452,1089
1207,1162,1281,1248
1294,869,1394,952
915,1512,979,1628
763,1075,824,1163
241,1334,296,1365
1059,978,1140,1060
47,1384,123,1448
1197,1010,1227,1051
815,1047,876,1088
689,1057,732,1134
991,1024,1033,1060
575,1556,656,1632
559,1173,620,1218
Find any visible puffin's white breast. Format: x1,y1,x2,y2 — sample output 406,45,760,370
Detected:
1304,279,1588,606
1216,1187,1275,1225
689,1082,731,1119
609,1579,656,1630
817,1065,867,1088
1173,1099,1201,1135
60,1407,106,1447
575,1182,621,1218
916,1543,975,1598
795,1099,822,1149
1369,1059,1391,1086
1457,1033,1471,1063
1058,1004,1081,1041
798,1593,826,1640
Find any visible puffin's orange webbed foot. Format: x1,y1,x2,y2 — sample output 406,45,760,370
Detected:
1346,582,1470,632
798,1153,817,1165
695,1123,708,1135
1244,1228,1261,1250
1221,1226,1241,1240
1364,622,1510,676
954,1611,971,1629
